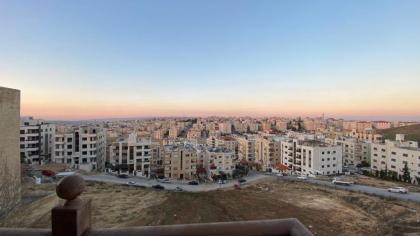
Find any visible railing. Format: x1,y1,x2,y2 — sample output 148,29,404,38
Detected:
0,175,313,236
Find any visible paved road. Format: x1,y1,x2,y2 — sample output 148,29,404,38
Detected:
83,173,420,203
280,175,420,203
82,173,268,192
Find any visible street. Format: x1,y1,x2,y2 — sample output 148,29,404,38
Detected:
82,173,268,192
82,173,420,203
281,175,420,203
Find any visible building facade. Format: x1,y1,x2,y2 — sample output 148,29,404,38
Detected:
109,133,152,177
0,87,21,215
371,135,420,183
19,117,55,165
52,126,106,172
281,138,342,176
162,144,197,180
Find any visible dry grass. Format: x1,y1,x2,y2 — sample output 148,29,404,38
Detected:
1,179,420,236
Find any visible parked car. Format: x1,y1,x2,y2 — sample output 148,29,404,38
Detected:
297,176,307,180
218,179,226,184
388,187,408,194
238,178,247,183
152,184,165,190
188,181,199,185
127,181,136,185
161,178,171,183
117,174,128,178
175,186,184,192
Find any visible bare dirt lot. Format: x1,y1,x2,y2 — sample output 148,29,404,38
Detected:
1,179,420,236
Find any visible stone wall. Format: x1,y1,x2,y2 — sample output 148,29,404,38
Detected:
0,86,21,216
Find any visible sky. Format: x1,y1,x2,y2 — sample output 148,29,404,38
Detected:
1,0,420,121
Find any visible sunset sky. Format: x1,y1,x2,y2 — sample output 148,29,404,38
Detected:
1,0,420,120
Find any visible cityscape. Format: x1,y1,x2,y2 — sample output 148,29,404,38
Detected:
1,1,420,236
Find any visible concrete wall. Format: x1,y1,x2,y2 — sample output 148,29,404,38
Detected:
0,86,21,216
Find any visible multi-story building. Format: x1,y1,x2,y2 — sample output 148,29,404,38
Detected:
52,126,106,172
109,133,152,177
169,127,179,139
347,129,382,143
371,134,420,183
254,136,282,171
19,117,55,164
162,143,197,180
0,87,21,215
281,138,342,176
329,137,371,166
236,135,257,162
372,121,392,130
204,147,235,179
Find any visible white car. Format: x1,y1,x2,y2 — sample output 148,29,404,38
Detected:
297,176,307,180
127,181,136,185
387,187,408,194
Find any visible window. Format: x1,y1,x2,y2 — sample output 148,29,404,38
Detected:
403,154,408,157
391,152,396,155
391,158,396,162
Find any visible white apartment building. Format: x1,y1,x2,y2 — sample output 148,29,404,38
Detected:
20,117,55,164
109,133,153,177
205,147,236,179
371,134,420,183
52,126,106,172
281,138,342,176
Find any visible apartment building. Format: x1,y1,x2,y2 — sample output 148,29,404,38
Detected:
169,127,179,139
236,135,257,162
162,143,198,180
52,126,106,172
19,117,55,164
109,133,152,177
371,134,420,183
281,138,342,176
275,120,288,131
204,147,235,179
0,87,21,215
328,137,371,166
372,121,392,130
347,129,383,143
255,136,282,171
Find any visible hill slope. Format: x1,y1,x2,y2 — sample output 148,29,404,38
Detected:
377,124,420,142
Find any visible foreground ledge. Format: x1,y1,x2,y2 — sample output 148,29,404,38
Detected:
0,175,313,236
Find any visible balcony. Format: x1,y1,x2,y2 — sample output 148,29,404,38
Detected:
0,175,313,236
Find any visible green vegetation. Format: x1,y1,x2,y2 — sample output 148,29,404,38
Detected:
377,124,420,142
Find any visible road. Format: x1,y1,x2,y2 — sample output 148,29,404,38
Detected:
82,173,268,192
280,175,420,203
83,173,420,203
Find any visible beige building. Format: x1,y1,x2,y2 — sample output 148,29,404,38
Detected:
0,87,21,215
236,135,257,162
327,137,371,166
109,133,153,177
53,126,107,172
204,147,235,179
163,144,198,180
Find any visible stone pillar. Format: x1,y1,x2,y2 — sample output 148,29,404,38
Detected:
52,175,91,236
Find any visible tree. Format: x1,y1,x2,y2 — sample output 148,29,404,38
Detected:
402,162,411,183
